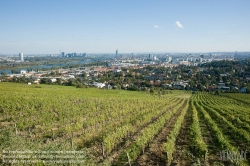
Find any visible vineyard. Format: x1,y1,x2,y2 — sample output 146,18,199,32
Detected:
0,82,250,166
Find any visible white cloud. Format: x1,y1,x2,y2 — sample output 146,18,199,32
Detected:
154,25,159,28
175,21,183,28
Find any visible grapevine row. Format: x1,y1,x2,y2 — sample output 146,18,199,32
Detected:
162,99,189,165
116,99,187,165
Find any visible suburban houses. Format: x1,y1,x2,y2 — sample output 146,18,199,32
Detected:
0,53,250,93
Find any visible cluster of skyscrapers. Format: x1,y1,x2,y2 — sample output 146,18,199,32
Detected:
61,52,87,58
148,54,158,60
61,49,119,58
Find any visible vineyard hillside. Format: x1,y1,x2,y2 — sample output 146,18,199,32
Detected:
0,82,249,165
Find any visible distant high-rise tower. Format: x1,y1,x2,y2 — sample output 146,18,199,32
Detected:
61,52,65,57
116,49,118,57
210,54,213,59
19,53,24,62
168,56,172,62
82,53,87,57
234,51,237,57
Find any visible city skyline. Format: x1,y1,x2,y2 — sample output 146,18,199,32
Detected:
0,0,250,54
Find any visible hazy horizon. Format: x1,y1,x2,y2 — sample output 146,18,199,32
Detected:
1,51,249,56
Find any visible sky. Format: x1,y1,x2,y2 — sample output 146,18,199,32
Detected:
0,0,250,54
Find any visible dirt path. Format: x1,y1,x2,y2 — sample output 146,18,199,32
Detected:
170,103,193,166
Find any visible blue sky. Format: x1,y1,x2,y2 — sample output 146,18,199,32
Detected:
0,0,249,54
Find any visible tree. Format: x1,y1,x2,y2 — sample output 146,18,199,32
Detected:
76,82,84,88
56,78,62,85
81,72,86,78
66,79,76,86
40,78,50,84
1,71,6,76
214,90,221,96
150,88,155,94
18,76,26,83
11,69,19,74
